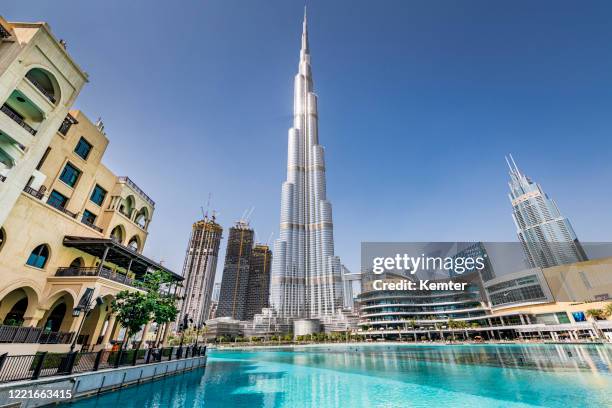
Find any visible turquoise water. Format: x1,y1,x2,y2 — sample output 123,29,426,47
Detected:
67,344,612,407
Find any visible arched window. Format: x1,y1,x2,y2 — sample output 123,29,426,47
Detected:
4,297,27,326
127,236,140,252
69,257,84,268
25,68,59,104
110,225,124,243
119,196,135,218
134,207,148,229
26,244,49,268
44,303,66,332
0,228,5,253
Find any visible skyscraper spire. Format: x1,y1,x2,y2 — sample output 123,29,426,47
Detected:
270,10,343,318
505,153,521,178
506,156,587,268
301,6,309,54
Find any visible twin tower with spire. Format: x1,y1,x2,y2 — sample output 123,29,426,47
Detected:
270,8,344,318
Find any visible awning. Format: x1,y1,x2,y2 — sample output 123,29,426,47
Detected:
63,236,182,281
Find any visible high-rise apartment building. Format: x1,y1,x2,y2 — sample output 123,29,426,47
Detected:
244,244,272,320
270,9,343,318
217,221,254,320
178,216,223,327
507,155,587,268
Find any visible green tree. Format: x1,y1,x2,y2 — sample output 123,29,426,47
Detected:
604,303,612,318
112,270,179,349
112,291,154,349
586,308,605,320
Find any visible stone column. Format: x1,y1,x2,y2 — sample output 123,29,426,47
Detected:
101,314,116,349
22,308,46,327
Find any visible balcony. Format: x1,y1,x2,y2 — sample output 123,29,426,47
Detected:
25,72,56,104
56,266,146,290
81,218,103,233
58,114,77,136
23,185,43,199
118,176,155,207
1,104,36,136
47,196,77,218
0,325,73,344
61,236,183,285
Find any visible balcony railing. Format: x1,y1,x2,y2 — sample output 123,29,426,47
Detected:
23,185,43,199
56,266,146,290
58,114,77,136
118,176,155,207
0,325,73,344
81,218,103,233
25,72,56,104
47,197,77,218
1,104,36,136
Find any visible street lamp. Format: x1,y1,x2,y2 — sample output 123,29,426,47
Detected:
70,288,103,352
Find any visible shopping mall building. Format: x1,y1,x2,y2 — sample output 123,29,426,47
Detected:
357,257,612,342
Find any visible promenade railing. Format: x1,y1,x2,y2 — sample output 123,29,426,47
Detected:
0,345,206,383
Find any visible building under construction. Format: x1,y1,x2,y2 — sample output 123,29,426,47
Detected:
245,244,272,320
217,221,255,320
178,216,223,327
217,220,273,321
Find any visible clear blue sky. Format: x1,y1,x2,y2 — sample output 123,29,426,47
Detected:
6,1,612,276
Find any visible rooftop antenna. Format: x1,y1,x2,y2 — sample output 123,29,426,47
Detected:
509,153,520,175
505,155,513,172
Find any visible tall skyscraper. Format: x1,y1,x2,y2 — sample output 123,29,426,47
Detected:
178,216,223,327
245,244,272,320
270,9,343,318
217,221,254,320
507,155,587,268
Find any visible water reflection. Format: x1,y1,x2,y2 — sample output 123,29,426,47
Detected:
68,345,612,408
225,343,612,373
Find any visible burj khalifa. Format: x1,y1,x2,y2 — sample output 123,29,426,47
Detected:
270,9,343,318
